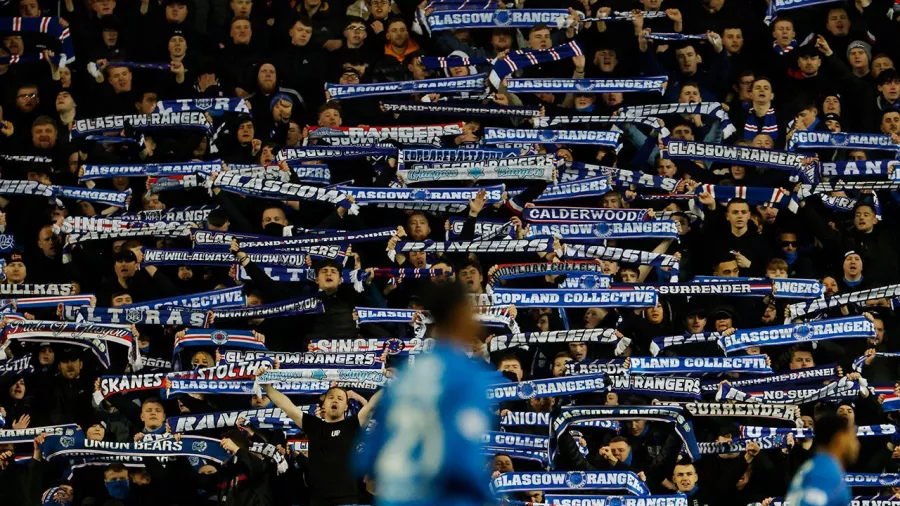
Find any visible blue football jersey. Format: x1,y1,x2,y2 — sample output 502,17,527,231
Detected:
356,343,496,506
785,453,851,506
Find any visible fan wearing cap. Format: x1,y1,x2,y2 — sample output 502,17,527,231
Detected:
265,92,294,143
838,250,869,291
101,247,177,305
34,346,95,427
3,252,27,284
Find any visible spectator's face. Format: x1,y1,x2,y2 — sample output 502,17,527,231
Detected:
250,394,270,407
674,46,700,74
408,251,427,267
136,92,157,114
823,276,838,296
458,265,483,293
678,85,700,104
714,316,733,332
826,8,849,36
165,2,187,22
407,57,428,80
115,258,137,279
601,92,623,108
344,23,366,47
872,318,885,345
528,28,551,50
4,36,23,56
9,378,25,399
843,253,863,278
646,303,665,324
584,308,605,328
258,64,277,91
671,125,693,140
231,20,252,44
104,469,129,485
736,74,754,101
386,21,409,48
848,48,869,71
756,204,778,225
38,226,58,257
86,424,105,440
798,55,821,76
237,121,254,143
881,112,900,134
449,65,469,77
286,122,302,145
16,86,38,113
573,94,594,110
641,0,662,9
499,359,523,381
849,150,867,160
610,441,630,462
822,95,841,115
772,20,794,47
369,0,390,17
722,28,743,54
109,67,132,93
825,119,841,132
291,21,313,46
304,0,320,10
317,265,341,291
19,0,40,16
836,404,855,425
168,35,187,58
594,49,617,72
261,208,287,228
406,214,430,240
568,342,587,360
31,123,56,149
872,56,894,79
628,419,646,436
752,134,774,149
714,261,739,277
790,351,814,369
141,401,165,429
673,464,698,492
322,388,348,419
493,455,514,473
600,193,623,208
272,99,292,122
111,294,132,306
59,66,71,87
90,0,115,16
600,260,618,275
59,358,82,379
685,314,706,333
780,232,798,254
102,28,118,46
231,0,251,16
38,346,54,365
879,79,900,101
491,33,511,52
5,261,25,283
751,79,773,104
191,351,213,368
620,269,639,283
56,91,75,112
551,355,568,377
854,206,877,233
144,194,165,210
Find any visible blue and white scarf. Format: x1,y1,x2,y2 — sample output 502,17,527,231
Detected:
716,377,867,405
534,115,663,130
529,177,612,201
561,163,678,192
277,145,397,161
0,179,54,198
692,184,800,212
500,411,621,431
388,238,552,262
566,359,628,375
212,296,323,320
238,227,398,249
116,205,218,222
142,247,345,266
844,474,900,488
742,104,779,141
789,131,900,152
11,295,93,310
644,33,709,41
486,374,607,402
155,98,251,115
326,74,486,100
426,9,569,31
523,206,650,223
699,364,839,394
42,433,230,465
222,350,382,368
237,266,367,292
818,159,899,179
307,123,464,147
506,77,667,94
721,316,874,354
308,336,434,355
399,163,555,184
380,101,541,118
550,405,700,462
0,284,75,296
561,244,679,272
166,408,291,433
487,329,619,353
542,495,687,506
657,401,799,423
693,276,824,299
630,356,772,375
72,112,211,138
173,329,264,358
649,332,723,356
76,306,212,327
0,17,74,65
342,185,504,206
766,0,846,24
398,147,518,167
489,40,584,89
0,424,79,444
607,374,702,399
487,261,608,287
527,221,678,240
97,373,165,398
211,173,356,213
665,140,808,177
447,217,513,240
121,286,246,312
697,435,788,455
492,471,649,496
490,288,656,308
619,102,735,138
255,368,386,386
54,187,130,207
0,354,33,377
60,220,194,244
484,128,620,147
786,285,900,321
740,425,896,439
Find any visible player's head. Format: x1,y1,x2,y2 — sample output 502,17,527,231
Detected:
813,414,859,468
424,280,479,347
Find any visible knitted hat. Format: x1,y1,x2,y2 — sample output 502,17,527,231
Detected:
270,92,294,111
846,40,872,62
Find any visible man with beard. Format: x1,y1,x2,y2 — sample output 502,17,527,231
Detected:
784,415,858,506
263,376,382,506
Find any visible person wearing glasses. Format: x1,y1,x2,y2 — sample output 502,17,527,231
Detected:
777,229,815,279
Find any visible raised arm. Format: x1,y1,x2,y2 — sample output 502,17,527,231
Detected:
264,383,306,428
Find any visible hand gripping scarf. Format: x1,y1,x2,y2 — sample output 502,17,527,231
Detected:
76,306,213,328
72,112,211,138
491,471,650,496
486,374,607,401
42,432,230,465
0,17,74,65
487,261,609,288
550,406,700,462
0,424,79,444
425,9,569,30
619,102,735,139
488,40,584,89
721,316,875,354
326,74,487,100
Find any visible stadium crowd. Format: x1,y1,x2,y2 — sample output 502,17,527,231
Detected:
0,0,900,504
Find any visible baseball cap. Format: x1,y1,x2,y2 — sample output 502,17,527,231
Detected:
114,249,138,263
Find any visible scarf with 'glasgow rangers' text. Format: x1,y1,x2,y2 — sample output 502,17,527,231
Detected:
326,74,487,100
721,316,874,353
